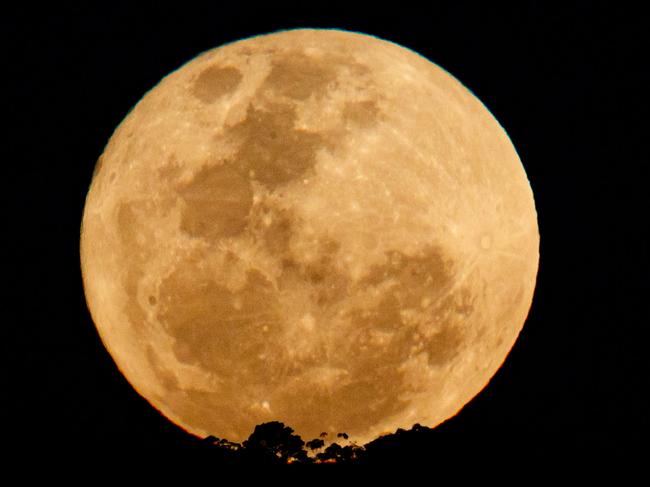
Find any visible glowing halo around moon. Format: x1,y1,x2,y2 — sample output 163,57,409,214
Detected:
80,29,539,445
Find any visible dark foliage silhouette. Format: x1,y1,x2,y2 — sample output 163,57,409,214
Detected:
315,442,364,464
306,438,325,451
201,435,242,451
242,421,309,464
194,421,446,465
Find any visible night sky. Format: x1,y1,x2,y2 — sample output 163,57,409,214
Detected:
7,2,647,468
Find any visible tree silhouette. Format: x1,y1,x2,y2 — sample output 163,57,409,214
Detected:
315,441,364,464
242,421,309,464
201,435,242,451
306,438,325,451
194,421,444,464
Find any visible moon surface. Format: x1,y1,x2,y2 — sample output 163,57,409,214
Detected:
80,29,539,445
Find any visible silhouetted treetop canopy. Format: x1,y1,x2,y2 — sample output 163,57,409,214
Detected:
194,420,436,465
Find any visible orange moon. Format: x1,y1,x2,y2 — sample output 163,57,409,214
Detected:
80,29,539,444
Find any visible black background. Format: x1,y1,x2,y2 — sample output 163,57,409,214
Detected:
7,2,648,467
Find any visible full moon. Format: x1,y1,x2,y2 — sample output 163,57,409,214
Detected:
81,29,539,445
